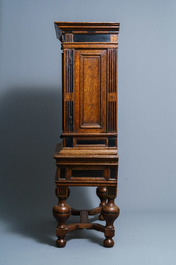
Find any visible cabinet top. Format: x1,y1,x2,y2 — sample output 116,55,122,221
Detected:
54,21,120,41
54,21,120,27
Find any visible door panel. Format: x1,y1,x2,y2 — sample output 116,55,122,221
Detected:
74,49,107,133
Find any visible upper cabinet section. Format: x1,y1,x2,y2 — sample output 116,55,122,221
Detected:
54,22,120,48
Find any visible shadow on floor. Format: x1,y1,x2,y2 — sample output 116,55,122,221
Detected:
0,87,99,246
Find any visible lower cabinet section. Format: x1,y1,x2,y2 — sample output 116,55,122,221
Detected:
56,166,117,180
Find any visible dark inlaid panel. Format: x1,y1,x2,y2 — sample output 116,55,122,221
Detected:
77,139,106,145
108,101,117,132
65,137,73,147
72,170,104,178
110,168,116,179
108,137,116,147
73,34,110,42
60,168,66,178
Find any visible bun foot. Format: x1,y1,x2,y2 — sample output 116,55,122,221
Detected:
56,238,66,248
104,238,114,248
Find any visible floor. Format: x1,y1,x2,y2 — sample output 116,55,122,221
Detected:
0,212,176,265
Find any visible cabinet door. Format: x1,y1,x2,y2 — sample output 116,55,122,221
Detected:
74,49,107,133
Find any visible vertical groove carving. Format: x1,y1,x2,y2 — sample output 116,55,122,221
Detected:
108,101,116,132
108,49,116,93
56,186,68,197
65,50,68,93
114,49,117,93
109,49,111,93
65,49,73,93
70,49,73,92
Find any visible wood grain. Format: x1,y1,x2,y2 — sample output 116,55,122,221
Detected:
53,21,120,248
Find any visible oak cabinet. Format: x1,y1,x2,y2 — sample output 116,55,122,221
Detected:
53,22,120,248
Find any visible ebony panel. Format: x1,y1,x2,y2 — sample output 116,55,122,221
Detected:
108,137,116,147
73,34,110,42
108,101,117,132
77,139,106,145
60,168,66,178
110,168,116,179
65,137,73,147
72,170,104,178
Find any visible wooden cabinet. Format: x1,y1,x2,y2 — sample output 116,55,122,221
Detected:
53,22,120,248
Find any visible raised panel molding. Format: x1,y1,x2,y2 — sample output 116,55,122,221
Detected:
75,49,107,132
80,54,101,128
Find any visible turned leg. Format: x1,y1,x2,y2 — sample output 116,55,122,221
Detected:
96,186,107,220
53,186,71,247
101,186,120,247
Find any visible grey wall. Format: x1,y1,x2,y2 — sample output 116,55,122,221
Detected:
0,0,176,231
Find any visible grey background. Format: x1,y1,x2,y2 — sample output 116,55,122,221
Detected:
0,0,176,264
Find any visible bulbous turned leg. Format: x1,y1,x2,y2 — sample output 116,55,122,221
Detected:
96,187,107,220
101,186,120,248
53,186,71,248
